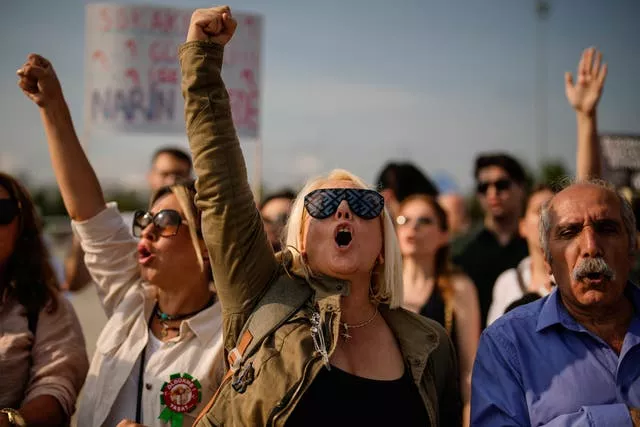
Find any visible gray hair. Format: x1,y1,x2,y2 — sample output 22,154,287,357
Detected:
539,178,637,263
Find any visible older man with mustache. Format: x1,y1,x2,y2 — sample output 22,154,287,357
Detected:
471,180,640,427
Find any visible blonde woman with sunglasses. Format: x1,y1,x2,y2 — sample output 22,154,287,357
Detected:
18,54,224,427
180,6,460,427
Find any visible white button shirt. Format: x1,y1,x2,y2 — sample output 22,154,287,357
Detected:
73,204,224,427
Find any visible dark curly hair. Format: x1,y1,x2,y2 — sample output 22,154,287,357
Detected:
0,172,59,315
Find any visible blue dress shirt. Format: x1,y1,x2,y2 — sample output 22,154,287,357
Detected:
471,284,640,426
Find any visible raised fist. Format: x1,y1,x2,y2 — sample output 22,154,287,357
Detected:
17,54,64,108
186,6,237,45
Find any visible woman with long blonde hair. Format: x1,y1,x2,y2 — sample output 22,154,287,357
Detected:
179,6,460,427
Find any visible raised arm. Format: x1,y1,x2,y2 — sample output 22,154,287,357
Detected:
565,47,607,180
17,54,104,221
179,8,277,337
18,55,141,316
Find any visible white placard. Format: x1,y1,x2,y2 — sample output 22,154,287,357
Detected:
85,4,261,138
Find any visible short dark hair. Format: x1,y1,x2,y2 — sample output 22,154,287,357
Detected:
261,189,297,209
376,162,439,201
151,146,193,171
474,153,526,185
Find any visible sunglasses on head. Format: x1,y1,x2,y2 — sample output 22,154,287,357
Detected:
396,215,435,227
0,199,19,225
477,178,512,195
132,209,188,238
304,188,384,220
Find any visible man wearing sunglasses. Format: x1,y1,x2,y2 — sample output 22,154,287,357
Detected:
453,153,529,328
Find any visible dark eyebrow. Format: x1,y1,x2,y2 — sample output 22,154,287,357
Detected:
592,218,622,231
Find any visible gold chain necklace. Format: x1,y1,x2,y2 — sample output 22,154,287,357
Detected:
340,309,378,340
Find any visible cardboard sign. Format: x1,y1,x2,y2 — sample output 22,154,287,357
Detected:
85,4,261,138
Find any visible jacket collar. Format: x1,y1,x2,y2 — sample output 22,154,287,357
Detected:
380,306,440,382
278,249,351,299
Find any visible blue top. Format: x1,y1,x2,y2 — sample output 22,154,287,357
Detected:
471,284,640,426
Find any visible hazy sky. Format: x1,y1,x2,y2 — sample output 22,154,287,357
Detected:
1,0,639,194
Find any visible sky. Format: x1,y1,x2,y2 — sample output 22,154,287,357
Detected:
1,0,639,194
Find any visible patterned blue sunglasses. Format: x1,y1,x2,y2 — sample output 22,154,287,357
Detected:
304,188,384,220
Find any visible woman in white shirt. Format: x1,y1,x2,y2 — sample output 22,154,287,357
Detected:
18,54,224,427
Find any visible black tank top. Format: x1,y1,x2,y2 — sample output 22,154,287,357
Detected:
286,365,430,426
420,284,458,347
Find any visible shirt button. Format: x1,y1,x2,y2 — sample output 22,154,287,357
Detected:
145,383,153,390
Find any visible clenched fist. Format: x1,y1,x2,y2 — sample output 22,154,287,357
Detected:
16,54,64,108
186,6,237,45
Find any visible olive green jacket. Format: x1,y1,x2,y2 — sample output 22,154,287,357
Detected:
179,41,461,427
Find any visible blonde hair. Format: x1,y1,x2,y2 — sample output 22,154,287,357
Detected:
284,169,404,308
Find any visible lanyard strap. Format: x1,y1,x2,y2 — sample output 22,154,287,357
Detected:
135,346,146,423
136,310,155,423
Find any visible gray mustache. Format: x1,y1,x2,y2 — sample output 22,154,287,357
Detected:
571,257,616,282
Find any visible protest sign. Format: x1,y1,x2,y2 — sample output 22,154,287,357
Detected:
85,4,261,138
600,134,640,191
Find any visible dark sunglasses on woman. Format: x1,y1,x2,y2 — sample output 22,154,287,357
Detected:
0,199,19,225
476,178,512,195
304,188,384,220
132,209,188,238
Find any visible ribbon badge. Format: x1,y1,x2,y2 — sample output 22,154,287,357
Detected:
159,373,202,427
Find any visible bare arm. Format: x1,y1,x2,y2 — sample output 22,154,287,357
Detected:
17,54,105,221
452,274,481,427
19,55,141,316
19,396,66,427
566,47,607,180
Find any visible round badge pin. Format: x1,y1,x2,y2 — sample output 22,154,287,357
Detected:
159,373,202,427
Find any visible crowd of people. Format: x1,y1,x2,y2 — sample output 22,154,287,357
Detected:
1,5,639,427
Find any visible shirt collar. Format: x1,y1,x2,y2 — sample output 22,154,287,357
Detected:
536,282,640,333
536,287,569,332
142,287,223,345
181,301,223,345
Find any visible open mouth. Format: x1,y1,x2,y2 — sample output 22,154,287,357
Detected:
137,245,154,264
586,272,605,281
335,226,353,248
